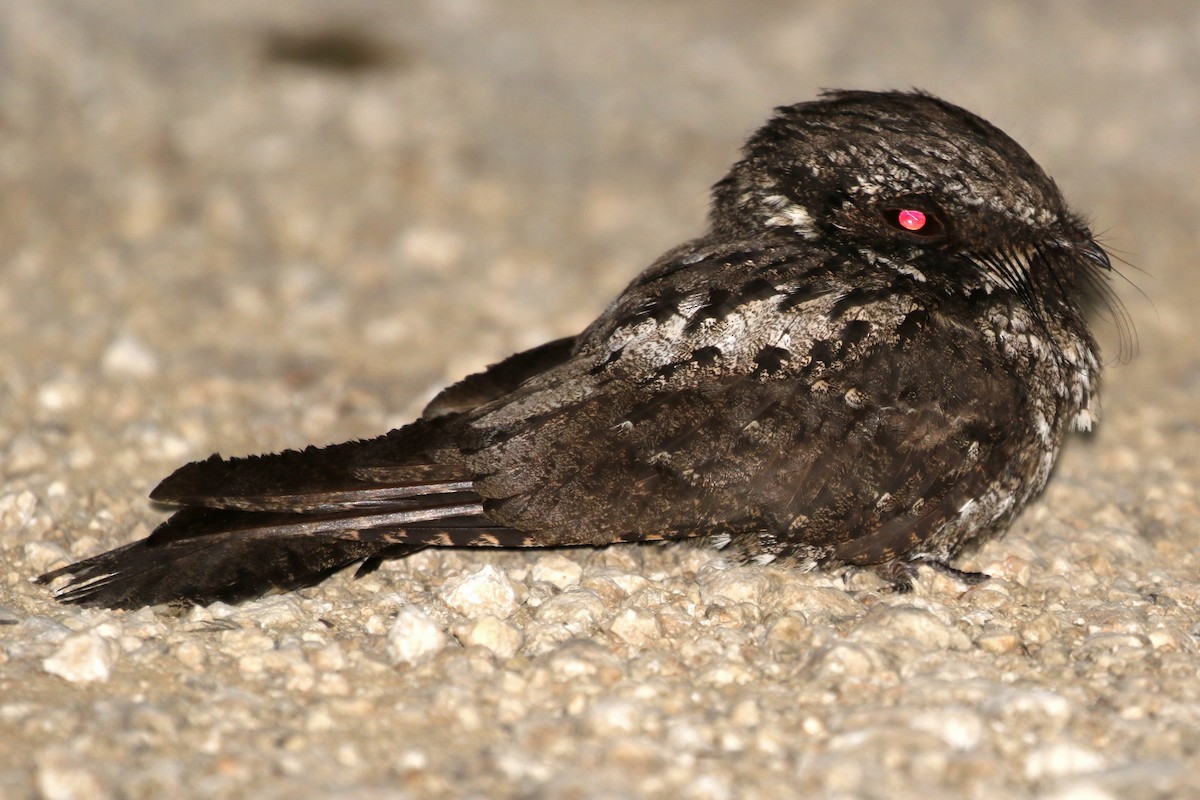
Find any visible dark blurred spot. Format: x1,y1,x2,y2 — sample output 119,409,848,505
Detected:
264,27,403,73
753,345,791,374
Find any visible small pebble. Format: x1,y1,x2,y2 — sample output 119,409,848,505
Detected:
440,565,520,619
531,554,583,589
534,588,606,633
851,604,972,652
609,607,661,647
976,631,1022,654
387,606,448,666
909,708,984,750
42,631,120,684
699,568,769,605
5,434,48,473
1024,743,1107,781
101,332,159,377
36,748,109,800
1,490,39,530
1020,612,1062,646
586,699,643,735
803,642,894,680
458,615,524,659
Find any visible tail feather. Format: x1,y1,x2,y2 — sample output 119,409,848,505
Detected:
158,471,479,514
155,468,476,513
148,422,464,512
35,498,533,608
38,533,420,608
36,420,532,608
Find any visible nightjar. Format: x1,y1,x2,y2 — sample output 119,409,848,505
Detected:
39,90,1118,608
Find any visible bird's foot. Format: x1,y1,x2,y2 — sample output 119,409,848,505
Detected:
920,559,991,586
871,558,990,593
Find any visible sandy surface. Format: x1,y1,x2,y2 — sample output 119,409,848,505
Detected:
3,2,1198,798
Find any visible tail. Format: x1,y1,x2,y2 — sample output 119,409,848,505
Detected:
37,422,532,608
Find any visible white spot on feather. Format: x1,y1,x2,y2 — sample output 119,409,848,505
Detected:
763,201,817,238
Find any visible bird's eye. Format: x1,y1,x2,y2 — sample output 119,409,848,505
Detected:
883,207,946,238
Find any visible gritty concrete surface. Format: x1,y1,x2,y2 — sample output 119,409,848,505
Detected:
2,2,1199,798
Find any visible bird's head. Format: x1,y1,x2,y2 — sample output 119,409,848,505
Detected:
711,90,1118,333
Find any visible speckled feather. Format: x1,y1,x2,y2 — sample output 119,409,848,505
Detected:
39,90,1115,607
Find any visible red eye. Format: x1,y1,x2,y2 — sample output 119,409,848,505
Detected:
897,209,926,231
883,207,945,238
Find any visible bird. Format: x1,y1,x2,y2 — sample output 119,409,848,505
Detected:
38,90,1120,609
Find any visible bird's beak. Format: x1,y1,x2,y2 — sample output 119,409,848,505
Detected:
1076,238,1113,272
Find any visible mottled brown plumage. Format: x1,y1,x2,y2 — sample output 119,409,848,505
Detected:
39,90,1118,608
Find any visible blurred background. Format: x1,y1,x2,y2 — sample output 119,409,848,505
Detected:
2,2,1198,798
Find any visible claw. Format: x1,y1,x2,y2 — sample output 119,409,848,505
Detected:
872,559,917,593
870,558,990,593
920,559,991,586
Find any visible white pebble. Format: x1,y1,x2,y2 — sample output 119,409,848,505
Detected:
910,708,984,750
989,688,1074,722
546,641,622,681
602,569,650,596
396,226,464,269
531,554,583,589
173,640,205,669
310,643,347,671
533,588,606,633
609,607,661,647
700,568,769,605
458,615,524,659
218,628,275,659
1024,743,1107,781
852,604,972,651
387,606,447,666
37,377,84,412
6,434,48,473
248,595,306,627
1040,785,1117,800
101,333,159,377
36,748,109,800
440,564,520,619
803,642,893,680
42,632,120,684
586,699,642,735
1,490,38,529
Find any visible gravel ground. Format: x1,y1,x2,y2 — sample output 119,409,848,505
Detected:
3,2,1199,798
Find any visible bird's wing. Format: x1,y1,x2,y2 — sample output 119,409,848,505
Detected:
458,298,1029,567
422,336,578,419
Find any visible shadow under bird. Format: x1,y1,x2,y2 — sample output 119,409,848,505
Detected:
38,90,1121,609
